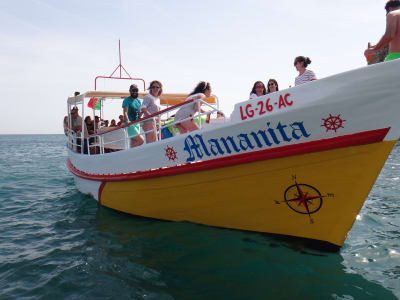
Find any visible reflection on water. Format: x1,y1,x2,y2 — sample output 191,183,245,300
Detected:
88,207,397,300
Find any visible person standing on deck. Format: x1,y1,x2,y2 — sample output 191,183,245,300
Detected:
365,1,400,62
294,56,317,86
122,84,144,147
140,80,162,143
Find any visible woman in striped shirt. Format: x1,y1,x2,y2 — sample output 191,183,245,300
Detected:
294,56,317,86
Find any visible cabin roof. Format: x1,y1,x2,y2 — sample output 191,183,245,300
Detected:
67,91,217,106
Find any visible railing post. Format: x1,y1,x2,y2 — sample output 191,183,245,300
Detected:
87,138,91,156
81,99,85,154
198,99,202,130
157,117,161,141
124,127,129,150
100,135,104,154
143,120,147,144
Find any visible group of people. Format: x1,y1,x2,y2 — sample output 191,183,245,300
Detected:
249,55,317,99
83,115,123,135
67,0,400,153
250,79,279,99
122,80,213,147
66,55,318,152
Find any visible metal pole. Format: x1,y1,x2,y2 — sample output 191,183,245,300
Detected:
81,95,85,154
198,100,202,130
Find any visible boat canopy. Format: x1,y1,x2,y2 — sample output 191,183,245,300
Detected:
67,91,218,106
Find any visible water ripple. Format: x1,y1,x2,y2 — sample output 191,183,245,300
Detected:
0,135,399,299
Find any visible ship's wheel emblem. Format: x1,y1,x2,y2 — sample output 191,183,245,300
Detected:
165,146,177,161
321,114,346,132
275,176,334,224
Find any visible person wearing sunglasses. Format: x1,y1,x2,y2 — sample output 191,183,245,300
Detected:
249,81,266,99
294,56,317,86
365,0,400,62
267,79,279,94
122,84,144,147
140,80,163,143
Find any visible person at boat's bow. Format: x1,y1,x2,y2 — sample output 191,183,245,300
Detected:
140,80,162,143
267,79,279,94
249,81,266,99
175,81,212,134
122,84,145,148
365,0,400,62
294,56,317,86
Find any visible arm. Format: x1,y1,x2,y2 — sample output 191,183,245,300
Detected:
365,14,396,57
309,70,317,81
193,93,206,111
123,106,129,126
140,106,150,116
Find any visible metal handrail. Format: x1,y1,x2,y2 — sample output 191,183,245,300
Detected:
67,97,225,155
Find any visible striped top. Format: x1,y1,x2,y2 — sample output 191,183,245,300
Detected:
295,69,317,86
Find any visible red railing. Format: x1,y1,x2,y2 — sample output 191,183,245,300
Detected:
94,40,146,91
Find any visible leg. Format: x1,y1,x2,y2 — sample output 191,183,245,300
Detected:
130,135,144,147
175,123,188,134
143,122,157,143
180,120,199,132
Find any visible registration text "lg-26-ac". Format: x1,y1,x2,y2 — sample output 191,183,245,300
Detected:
240,93,293,120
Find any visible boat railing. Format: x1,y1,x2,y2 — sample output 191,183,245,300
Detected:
67,97,225,155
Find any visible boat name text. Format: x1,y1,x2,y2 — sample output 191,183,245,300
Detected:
183,120,311,162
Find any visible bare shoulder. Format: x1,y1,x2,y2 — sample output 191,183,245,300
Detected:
388,10,400,18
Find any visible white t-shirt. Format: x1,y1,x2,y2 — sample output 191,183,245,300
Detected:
249,93,258,99
175,93,204,121
71,115,88,137
141,94,160,115
295,69,317,86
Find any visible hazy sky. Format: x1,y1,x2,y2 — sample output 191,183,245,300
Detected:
0,0,388,134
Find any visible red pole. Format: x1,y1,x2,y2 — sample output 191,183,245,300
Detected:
94,40,146,90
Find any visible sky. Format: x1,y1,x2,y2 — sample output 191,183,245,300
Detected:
0,0,389,134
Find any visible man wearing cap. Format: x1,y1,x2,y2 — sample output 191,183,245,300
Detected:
122,84,144,147
365,0,400,62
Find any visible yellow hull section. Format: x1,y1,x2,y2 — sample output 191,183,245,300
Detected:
100,140,395,246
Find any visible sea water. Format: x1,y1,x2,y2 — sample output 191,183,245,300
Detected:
0,134,399,300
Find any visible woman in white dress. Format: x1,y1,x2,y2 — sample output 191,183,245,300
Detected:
140,80,162,143
175,81,211,134
294,56,317,86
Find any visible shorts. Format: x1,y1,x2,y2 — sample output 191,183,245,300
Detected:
384,52,400,61
127,124,141,137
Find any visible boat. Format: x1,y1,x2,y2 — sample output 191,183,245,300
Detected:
66,56,400,250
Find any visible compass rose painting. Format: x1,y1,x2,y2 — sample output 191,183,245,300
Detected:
284,183,323,216
276,176,334,224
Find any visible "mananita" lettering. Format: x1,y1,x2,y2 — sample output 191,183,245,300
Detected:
183,121,311,162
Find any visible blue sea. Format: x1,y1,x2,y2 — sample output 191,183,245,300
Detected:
0,134,399,300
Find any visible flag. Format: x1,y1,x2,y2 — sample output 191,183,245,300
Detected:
88,97,101,110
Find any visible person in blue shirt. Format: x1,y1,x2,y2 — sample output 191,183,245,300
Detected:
122,84,144,147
